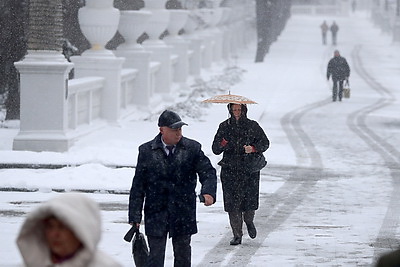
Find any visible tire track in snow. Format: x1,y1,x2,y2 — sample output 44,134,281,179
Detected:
349,45,400,263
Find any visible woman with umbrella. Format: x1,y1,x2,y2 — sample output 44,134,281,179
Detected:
211,101,269,245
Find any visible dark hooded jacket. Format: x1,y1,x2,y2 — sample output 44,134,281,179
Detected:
128,133,217,237
212,104,269,212
327,55,350,81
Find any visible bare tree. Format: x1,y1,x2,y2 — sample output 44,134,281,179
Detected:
255,0,272,63
28,0,64,51
255,0,291,63
1,0,28,120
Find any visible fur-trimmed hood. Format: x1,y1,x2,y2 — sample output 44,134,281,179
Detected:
16,193,121,267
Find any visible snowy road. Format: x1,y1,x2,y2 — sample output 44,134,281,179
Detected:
195,13,400,266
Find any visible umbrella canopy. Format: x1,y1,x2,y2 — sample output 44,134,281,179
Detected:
202,93,257,104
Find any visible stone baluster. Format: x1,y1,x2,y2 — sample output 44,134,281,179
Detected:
114,10,154,107
142,0,172,99
208,7,224,63
164,9,189,88
14,52,73,152
71,0,125,124
220,7,232,60
195,8,214,68
182,10,202,77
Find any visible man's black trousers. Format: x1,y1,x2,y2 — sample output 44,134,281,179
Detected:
146,234,191,267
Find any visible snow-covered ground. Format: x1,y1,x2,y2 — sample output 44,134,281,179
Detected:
1,10,400,266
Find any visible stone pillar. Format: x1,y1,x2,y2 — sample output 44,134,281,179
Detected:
72,0,125,123
13,52,73,152
220,7,232,60
115,51,152,106
184,36,202,77
115,10,153,107
164,9,189,85
196,8,214,68
71,56,125,124
182,11,202,77
142,0,172,97
209,8,224,63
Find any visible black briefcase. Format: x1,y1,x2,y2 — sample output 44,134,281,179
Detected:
124,226,149,267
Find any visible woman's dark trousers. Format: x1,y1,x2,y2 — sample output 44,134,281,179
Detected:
228,210,255,238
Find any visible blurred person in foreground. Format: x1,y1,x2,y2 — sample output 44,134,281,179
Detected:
128,110,217,267
212,103,269,245
327,49,350,102
16,193,121,267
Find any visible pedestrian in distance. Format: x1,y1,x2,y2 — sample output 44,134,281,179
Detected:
320,20,329,45
352,0,357,13
212,103,270,246
128,109,217,267
16,193,122,267
330,21,339,45
327,50,351,102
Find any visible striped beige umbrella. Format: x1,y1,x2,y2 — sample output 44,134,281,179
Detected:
202,93,257,104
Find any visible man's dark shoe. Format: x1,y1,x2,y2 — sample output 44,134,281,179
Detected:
229,237,242,245
247,222,257,239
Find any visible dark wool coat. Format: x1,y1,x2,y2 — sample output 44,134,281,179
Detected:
212,109,269,212
327,56,350,81
128,133,217,238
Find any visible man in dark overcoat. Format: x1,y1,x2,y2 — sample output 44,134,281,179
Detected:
128,110,217,267
327,50,350,102
212,103,269,246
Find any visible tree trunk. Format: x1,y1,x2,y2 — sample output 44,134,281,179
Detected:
1,0,28,120
4,68,20,120
28,0,64,51
255,0,291,63
255,0,272,63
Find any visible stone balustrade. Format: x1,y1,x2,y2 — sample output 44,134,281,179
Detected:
68,76,104,130
13,0,255,152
